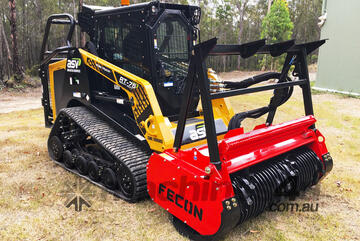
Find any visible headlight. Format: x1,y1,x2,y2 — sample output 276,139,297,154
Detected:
192,9,201,25
151,6,157,14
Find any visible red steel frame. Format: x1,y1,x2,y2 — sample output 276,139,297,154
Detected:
147,116,329,235
147,38,331,236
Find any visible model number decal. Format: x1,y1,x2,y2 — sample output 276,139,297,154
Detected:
189,123,206,141
117,75,138,90
86,57,138,91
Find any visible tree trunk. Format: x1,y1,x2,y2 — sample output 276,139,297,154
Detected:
267,0,272,14
236,0,249,70
0,16,12,80
33,0,42,64
79,0,86,47
0,23,3,83
222,32,226,72
73,0,78,47
9,0,23,82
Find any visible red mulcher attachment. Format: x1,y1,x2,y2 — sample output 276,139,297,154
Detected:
147,38,333,240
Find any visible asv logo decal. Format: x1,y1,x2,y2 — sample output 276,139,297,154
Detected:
66,58,81,73
189,123,206,141
118,75,138,90
67,58,81,68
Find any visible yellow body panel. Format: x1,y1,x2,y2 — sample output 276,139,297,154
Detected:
48,49,235,152
48,59,67,120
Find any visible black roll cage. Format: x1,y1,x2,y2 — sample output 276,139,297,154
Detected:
38,5,198,127
39,14,77,127
173,37,326,170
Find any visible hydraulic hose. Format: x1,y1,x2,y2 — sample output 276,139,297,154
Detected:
227,72,294,130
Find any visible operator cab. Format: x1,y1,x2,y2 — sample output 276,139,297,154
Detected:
78,2,201,117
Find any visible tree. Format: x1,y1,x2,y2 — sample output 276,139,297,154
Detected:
261,0,293,43
215,1,234,72
288,0,322,43
260,0,293,69
267,0,272,14
288,0,322,64
234,0,249,69
0,16,12,83
0,0,323,85
9,0,24,82
79,0,86,47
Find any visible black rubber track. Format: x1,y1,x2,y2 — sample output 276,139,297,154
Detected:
48,106,151,202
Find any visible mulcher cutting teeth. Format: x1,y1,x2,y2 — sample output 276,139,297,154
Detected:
231,146,323,225
48,106,151,202
167,148,324,241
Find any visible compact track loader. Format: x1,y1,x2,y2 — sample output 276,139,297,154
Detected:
40,1,332,240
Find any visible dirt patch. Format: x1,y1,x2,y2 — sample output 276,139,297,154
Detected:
0,87,42,114
313,92,360,118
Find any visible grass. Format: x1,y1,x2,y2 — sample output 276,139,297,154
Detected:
0,88,360,240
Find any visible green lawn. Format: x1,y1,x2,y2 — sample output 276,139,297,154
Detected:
0,89,359,240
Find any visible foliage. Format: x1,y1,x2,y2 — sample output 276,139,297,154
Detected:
260,0,294,70
261,0,294,43
26,64,40,77
0,0,324,85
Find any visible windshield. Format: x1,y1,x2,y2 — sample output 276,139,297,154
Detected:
155,15,191,94
156,15,190,62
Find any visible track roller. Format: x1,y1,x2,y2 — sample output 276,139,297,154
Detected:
117,165,136,198
88,161,101,181
48,136,63,161
76,155,89,175
103,168,117,190
63,150,73,169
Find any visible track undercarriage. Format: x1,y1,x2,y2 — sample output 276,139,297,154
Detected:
48,106,150,202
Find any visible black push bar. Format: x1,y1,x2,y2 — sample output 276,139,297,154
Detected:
210,39,326,58
173,37,326,170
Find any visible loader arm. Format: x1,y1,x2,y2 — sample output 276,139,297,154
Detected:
47,48,235,152
78,49,174,151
